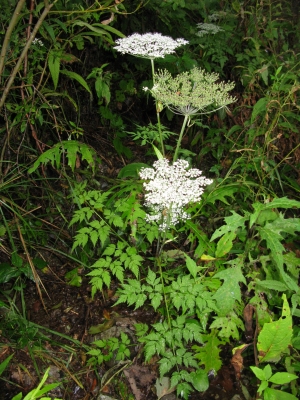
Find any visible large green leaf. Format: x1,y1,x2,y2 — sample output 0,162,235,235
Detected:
251,96,268,123
257,216,300,292
257,294,293,363
28,141,96,173
263,387,297,400
215,231,236,258
205,184,240,205
209,313,243,340
48,49,62,89
256,280,288,292
118,163,150,178
212,265,246,315
210,210,247,241
257,226,285,269
250,197,300,227
190,369,209,392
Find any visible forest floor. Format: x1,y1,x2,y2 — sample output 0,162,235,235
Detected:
0,255,256,400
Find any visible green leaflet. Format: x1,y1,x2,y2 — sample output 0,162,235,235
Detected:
185,254,198,278
215,231,236,258
210,210,247,242
250,197,300,227
28,141,96,173
189,369,209,392
263,388,297,400
212,265,246,315
72,20,125,43
118,163,151,178
257,215,300,292
257,294,293,363
205,184,241,205
250,364,298,400
210,312,244,340
60,69,91,93
256,280,288,292
48,49,62,89
250,96,268,123
0,354,14,376
193,331,223,372
257,225,285,269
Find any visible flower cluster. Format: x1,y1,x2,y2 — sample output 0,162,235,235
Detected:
208,12,227,22
144,67,236,116
196,23,224,37
114,33,188,60
139,159,212,231
32,38,44,47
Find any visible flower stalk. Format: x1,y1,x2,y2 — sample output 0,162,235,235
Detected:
151,58,165,156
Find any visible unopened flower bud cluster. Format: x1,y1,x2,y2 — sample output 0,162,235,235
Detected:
139,159,212,231
196,23,224,37
208,12,227,22
145,67,236,116
114,33,188,60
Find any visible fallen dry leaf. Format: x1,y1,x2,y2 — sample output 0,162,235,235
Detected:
243,304,255,341
231,343,251,380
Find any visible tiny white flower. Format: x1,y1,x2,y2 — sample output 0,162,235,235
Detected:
114,33,188,60
32,38,44,47
140,158,212,231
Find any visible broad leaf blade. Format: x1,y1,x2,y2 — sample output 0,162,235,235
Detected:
257,294,292,363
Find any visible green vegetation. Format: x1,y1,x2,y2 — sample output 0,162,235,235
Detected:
0,0,300,399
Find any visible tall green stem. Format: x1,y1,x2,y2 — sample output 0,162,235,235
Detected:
150,59,165,157
157,256,172,331
173,114,189,162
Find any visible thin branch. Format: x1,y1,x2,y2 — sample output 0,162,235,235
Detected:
0,0,27,82
0,1,57,113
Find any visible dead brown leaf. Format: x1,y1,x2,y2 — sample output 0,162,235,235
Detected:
243,304,255,341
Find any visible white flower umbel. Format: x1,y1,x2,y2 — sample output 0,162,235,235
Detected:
114,33,188,60
196,23,224,37
139,159,212,231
